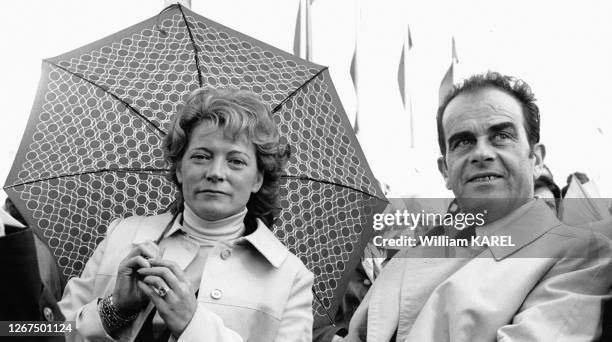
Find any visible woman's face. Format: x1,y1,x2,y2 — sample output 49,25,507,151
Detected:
176,122,263,221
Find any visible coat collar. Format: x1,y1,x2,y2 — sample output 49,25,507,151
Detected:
235,219,288,268
132,213,288,268
483,199,562,260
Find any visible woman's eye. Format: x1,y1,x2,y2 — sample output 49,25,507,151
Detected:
192,154,210,160
229,159,246,166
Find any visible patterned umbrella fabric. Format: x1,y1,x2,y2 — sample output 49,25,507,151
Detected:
4,4,387,325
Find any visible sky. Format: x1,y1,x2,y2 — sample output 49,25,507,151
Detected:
1,0,611,200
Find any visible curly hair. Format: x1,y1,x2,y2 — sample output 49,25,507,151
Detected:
162,87,290,228
436,71,540,156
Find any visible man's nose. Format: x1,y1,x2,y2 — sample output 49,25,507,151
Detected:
206,158,226,182
469,139,495,165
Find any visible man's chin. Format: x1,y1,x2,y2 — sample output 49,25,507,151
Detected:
459,191,517,206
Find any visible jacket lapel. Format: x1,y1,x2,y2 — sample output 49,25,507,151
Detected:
366,257,406,341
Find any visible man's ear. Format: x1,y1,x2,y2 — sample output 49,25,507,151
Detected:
437,156,450,190
531,143,545,176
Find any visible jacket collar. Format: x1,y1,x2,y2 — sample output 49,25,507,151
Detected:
0,207,26,229
236,219,288,268
483,199,562,260
133,213,288,268
132,212,179,243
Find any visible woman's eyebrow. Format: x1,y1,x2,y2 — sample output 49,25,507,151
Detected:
188,146,211,152
227,149,252,159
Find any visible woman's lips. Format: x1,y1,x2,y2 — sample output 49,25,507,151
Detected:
200,190,228,195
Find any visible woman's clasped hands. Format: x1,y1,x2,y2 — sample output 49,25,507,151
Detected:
112,241,197,337
137,258,198,337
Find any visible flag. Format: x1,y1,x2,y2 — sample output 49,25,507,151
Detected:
351,44,359,134
397,24,414,146
351,0,360,134
439,37,458,105
397,25,413,109
293,0,313,60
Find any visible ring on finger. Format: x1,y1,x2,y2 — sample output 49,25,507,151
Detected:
153,286,169,298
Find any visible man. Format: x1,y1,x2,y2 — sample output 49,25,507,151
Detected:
345,72,612,341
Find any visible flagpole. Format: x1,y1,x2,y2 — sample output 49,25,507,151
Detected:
409,96,414,148
293,0,313,61
305,0,313,61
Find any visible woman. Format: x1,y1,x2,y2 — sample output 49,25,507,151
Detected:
59,88,314,341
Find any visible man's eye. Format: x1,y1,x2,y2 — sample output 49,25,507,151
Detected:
494,131,512,140
453,139,472,149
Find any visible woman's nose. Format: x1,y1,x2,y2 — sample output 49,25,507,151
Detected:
206,158,226,182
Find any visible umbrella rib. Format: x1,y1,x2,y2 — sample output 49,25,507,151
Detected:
272,67,328,114
178,4,203,88
4,167,171,189
312,289,335,325
282,175,387,202
46,62,166,137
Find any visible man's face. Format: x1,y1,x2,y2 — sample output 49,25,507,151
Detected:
437,87,544,219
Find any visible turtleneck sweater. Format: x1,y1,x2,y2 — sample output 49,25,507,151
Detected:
182,203,246,246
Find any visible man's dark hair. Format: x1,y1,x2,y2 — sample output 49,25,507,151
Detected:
436,71,541,156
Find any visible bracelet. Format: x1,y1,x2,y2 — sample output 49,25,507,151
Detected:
98,294,138,333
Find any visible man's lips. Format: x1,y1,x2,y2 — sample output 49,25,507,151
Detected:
466,173,504,183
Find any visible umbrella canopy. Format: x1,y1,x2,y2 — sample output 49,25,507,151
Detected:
4,4,387,326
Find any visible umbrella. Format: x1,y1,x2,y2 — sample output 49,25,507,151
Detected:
4,4,387,326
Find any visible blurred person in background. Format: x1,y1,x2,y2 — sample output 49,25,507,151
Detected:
0,203,64,341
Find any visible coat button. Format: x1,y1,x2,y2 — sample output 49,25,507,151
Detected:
220,249,231,260
210,289,223,299
43,307,54,321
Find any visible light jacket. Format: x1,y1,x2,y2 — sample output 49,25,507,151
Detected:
346,200,612,342
59,213,314,342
